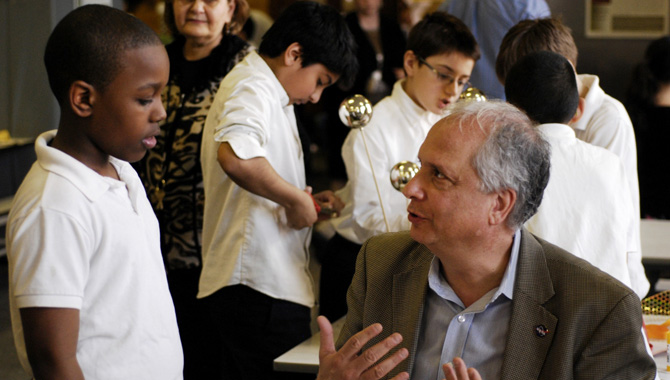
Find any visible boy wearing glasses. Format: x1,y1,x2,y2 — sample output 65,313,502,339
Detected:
319,12,479,321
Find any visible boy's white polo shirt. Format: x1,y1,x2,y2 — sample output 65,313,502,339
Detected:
7,130,183,379
199,51,314,307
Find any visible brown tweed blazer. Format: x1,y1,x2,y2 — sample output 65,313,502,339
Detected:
336,229,656,379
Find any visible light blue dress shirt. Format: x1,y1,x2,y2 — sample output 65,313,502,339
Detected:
411,229,521,380
438,0,551,100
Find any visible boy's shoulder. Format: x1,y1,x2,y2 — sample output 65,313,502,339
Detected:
216,51,286,107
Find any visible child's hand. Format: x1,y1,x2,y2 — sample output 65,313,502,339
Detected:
285,188,319,229
313,190,344,220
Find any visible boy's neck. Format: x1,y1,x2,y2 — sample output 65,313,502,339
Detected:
401,77,431,114
52,119,119,180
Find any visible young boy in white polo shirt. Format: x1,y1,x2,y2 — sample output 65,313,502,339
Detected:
198,2,357,378
6,5,182,380
319,12,479,321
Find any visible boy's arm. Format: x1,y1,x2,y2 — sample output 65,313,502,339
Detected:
217,142,317,229
20,307,85,380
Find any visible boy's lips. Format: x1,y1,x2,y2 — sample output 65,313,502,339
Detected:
142,129,160,149
142,136,157,149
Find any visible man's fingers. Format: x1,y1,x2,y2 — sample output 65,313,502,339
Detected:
452,357,470,379
442,358,480,380
338,323,384,359
317,316,336,358
443,362,456,380
467,367,482,380
360,347,408,380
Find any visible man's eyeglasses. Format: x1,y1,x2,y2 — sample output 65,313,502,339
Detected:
417,56,471,90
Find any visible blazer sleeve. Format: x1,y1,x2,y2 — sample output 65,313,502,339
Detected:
335,240,368,349
575,292,656,380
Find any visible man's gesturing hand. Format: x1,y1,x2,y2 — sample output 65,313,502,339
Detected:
316,316,409,380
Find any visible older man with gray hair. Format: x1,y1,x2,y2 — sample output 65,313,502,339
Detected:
315,100,655,380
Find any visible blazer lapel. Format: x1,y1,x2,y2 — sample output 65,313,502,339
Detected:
388,244,432,378
501,229,557,380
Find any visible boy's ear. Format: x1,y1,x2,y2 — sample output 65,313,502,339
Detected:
69,80,95,118
570,97,585,124
403,50,418,77
283,42,303,67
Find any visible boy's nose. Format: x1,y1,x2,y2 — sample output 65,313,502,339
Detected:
309,88,324,104
443,80,459,97
154,103,167,123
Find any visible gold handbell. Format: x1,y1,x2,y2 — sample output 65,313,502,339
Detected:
338,94,373,129
390,161,420,192
459,87,487,102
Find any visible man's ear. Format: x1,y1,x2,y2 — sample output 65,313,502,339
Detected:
570,97,585,124
489,188,516,226
403,50,418,77
283,42,303,67
69,80,95,118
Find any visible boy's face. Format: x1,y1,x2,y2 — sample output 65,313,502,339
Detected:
281,62,339,106
88,45,169,163
404,51,475,115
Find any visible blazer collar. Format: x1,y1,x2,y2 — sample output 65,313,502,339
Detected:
501,228,557,379
390,243,432,378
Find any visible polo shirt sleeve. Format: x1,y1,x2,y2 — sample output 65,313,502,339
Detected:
211,79,273,160
10,207,92,310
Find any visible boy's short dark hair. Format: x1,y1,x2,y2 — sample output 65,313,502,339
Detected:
258,1,358,89
496,18,578,84
505,50,579,124
44,4,162,105
406,11,480,62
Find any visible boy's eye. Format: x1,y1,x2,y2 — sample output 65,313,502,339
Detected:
138,98,152,106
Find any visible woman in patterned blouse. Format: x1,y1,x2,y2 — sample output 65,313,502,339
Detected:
135,1,253,378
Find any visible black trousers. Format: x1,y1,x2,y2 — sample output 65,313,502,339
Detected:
167,267,222,380
204,284,313,380
318,234,362,322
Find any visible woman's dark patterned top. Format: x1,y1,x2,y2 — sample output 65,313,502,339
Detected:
136,34,252,270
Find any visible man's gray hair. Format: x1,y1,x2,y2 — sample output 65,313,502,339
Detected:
447,100,551,229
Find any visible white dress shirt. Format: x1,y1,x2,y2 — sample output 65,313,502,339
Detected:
329,80,443,244
571,74,641,249
199,51,314,307
526,123,649,298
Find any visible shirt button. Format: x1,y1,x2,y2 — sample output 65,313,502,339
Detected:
457,315,466,323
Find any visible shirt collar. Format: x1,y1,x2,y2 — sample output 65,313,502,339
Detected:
570,74,603,131
245,51,290,108
428,229,521,307
537,123,577,142
36,130,142,212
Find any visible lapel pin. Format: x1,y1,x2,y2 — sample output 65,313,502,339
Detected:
535,325,549,337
